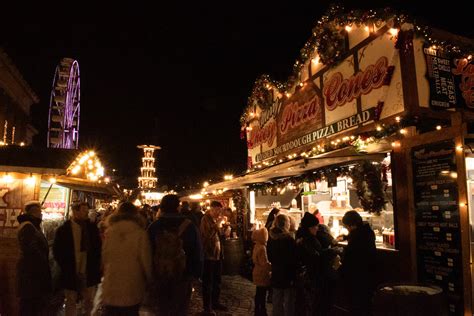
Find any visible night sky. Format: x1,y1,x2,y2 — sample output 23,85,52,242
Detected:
1,2,471,190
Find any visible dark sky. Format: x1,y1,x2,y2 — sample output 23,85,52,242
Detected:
0,2,471,190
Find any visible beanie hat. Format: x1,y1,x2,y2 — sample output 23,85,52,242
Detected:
301,212,319,228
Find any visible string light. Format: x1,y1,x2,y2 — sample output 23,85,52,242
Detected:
389,28,399,36
67,150,105,181
241,7,474,125
2,173,13,183
25,174,35,186
436,125,442,130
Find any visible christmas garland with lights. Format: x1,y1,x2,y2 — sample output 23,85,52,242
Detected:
240,4,474,125
350,160,386,214
232,190,248,237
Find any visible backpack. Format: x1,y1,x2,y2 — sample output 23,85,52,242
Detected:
153,219,191,281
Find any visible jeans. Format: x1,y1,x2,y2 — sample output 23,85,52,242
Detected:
272,287,295,316
102,304,139,316
202,260,222,311
154,277,193,316
255,286,268,315
19,298,45,316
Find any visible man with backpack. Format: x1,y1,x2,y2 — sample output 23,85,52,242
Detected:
147,194,203,316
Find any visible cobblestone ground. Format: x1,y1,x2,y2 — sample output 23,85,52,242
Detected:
55,275,267,316
140,275,268,316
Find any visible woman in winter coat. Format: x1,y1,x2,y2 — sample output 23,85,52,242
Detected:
267,214,297,316
252,227,272,316
101,201,153,315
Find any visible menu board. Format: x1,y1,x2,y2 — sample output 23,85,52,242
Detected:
424,47,457,110
412,140,463,315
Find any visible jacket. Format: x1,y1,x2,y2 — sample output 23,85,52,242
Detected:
296,229,322,286
252,228,271,287
267,227,297,288
148,212,203,279
101,212,153,307
16,214,52,299
200,212,222,261
53,219,102,290
340,223,376,290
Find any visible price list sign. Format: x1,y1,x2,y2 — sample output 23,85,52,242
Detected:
412,141,463,315
424,47,457,110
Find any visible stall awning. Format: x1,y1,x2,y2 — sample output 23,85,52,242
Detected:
51,176,121,196
205,143,390,191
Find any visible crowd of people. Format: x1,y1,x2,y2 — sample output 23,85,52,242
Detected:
252,208,376,316
16,197,376,316
16,196,231,316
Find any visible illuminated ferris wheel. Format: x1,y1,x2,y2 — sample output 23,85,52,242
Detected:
47,58,80,149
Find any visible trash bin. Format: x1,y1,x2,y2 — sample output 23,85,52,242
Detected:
223,238,244,275
373,283,448,316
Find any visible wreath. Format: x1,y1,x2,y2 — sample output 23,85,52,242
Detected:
351,161,386,214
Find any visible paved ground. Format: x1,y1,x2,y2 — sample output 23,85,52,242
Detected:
55,275,266,316
141,275,269,316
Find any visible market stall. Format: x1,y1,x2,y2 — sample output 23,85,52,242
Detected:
203,7,474,315
0,147,120,315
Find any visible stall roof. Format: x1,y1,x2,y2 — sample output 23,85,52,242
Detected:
53,175,121,196
205,143,390,191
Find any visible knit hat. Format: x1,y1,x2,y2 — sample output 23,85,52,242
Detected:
301,212,319,228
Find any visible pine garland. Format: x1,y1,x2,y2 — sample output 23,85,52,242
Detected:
350,160,386,214
232,190,248,237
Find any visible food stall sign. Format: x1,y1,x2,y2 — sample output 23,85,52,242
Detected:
247,25,404,165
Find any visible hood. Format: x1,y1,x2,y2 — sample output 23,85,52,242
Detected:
252,227,268,245
269,226,293,240
349,222,375,243
107,212,146,229
17,213,42,228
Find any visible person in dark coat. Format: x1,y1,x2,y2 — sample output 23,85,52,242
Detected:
267,214,297,316
265,208,280,230
338,211,376,316
148,194,203,316
53,201,102,316
295,212,322,316
190,201,204,227
16,201,52,316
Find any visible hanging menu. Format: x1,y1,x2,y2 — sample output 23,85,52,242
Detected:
412,140,463,315
424,47,457,110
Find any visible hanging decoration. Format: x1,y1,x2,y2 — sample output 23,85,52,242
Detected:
232,190,248,238
240,5,474,125
350,160,386,214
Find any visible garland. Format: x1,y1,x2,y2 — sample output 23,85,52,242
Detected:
232,190,248,237
350,160,386,214
240,5,474,125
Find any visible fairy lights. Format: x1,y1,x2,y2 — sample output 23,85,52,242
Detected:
67,150,105,181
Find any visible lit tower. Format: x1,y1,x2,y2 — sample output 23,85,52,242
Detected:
137,145,161,190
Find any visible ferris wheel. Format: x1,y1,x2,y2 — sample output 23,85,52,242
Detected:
47,58,80,149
